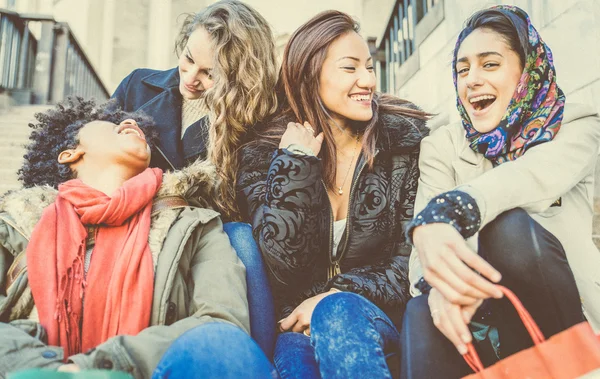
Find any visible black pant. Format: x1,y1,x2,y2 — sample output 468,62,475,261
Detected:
400,208,585,379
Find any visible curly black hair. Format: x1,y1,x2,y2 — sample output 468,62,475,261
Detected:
19,97,159,188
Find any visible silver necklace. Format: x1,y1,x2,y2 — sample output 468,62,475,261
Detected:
335,133,360,196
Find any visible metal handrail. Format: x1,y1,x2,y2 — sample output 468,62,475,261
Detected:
0,9,37,92
0,8,109,104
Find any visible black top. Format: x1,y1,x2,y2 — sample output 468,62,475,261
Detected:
237,103,429,324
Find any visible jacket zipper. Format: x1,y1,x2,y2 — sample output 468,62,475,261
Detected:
326,150,379,280
322,179,335,280
156,146,177,171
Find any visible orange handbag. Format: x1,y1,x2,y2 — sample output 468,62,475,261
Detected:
462,285,600,379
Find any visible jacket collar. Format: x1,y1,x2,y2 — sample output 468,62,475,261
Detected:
375,109,429,152
138,68,209,169
141,68,180,90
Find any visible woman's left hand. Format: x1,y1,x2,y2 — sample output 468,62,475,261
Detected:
279,289,340,334
429,288,483,355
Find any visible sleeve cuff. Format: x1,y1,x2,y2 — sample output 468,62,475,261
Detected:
406,190,481,243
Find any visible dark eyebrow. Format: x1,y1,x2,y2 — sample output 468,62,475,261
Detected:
185,46,194,60
456,51,503,64
336,56,373,63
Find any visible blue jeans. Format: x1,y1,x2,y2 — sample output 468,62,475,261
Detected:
152,323,275,378
224,222,276,359
274,292,401,379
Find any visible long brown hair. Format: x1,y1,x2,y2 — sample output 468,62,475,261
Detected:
176,0,278,220
274,10,428,190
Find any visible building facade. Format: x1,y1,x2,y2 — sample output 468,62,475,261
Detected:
367,0,600,128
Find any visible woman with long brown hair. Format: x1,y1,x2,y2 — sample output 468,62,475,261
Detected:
238,10,429,378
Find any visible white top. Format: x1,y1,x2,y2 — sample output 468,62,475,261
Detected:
181,97,209,138
332,218,347,255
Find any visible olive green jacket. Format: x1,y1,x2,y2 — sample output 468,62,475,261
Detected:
0,161,249,379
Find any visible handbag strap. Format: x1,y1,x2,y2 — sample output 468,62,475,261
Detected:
463,285,546,372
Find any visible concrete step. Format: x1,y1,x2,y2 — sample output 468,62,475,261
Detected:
0,105,51,194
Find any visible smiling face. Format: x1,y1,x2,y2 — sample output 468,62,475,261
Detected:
178,27,215,100
318,31,376,128
455,28,524,133
70,119,151,170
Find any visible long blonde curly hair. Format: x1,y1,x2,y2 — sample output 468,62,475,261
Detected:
176,0,278,220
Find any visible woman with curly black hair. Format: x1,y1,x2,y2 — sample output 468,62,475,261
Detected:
1,97,273,378
18,98,158,189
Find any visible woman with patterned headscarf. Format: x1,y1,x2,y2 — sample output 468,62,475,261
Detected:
401,5,600,378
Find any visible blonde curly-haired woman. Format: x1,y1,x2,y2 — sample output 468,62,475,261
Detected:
112,0,279,365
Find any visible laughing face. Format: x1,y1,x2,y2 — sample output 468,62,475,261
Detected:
178,27,215,100
318,31,377,128
455,28,524,133
74,119,151,169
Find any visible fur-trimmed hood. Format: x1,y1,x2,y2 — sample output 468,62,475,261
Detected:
0,159,217,244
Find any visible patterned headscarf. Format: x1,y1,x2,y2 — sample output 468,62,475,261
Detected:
452,5,565,165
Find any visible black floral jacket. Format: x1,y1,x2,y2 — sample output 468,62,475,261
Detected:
237,106,428,324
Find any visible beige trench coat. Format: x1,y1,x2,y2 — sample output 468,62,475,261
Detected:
409,102,600,331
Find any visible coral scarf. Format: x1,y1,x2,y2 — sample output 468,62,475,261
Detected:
27,168,163,357
452,5,566,165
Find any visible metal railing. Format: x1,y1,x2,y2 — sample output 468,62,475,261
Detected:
0,10,37,93
0,8,109,105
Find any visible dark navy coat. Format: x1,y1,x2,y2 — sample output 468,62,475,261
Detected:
112,68,209,171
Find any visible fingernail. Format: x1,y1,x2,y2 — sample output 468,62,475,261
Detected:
492,273,502,282
461,333,471,343
458,345,467,355
495,290,503,298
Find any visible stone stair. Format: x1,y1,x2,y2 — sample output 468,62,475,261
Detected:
0,105,53,195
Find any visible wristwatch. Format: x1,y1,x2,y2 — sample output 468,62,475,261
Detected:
285,143,315,156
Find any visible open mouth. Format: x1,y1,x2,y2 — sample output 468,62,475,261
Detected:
119,128,142,138
117,123,146,141
469,94,496,112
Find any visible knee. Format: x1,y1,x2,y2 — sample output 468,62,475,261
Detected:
177,322,246,347
479,208,539,272
311,292,369,333
479,208,529,248
479,208,563,277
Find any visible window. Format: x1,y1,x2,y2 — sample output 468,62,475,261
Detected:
378,0,443,93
